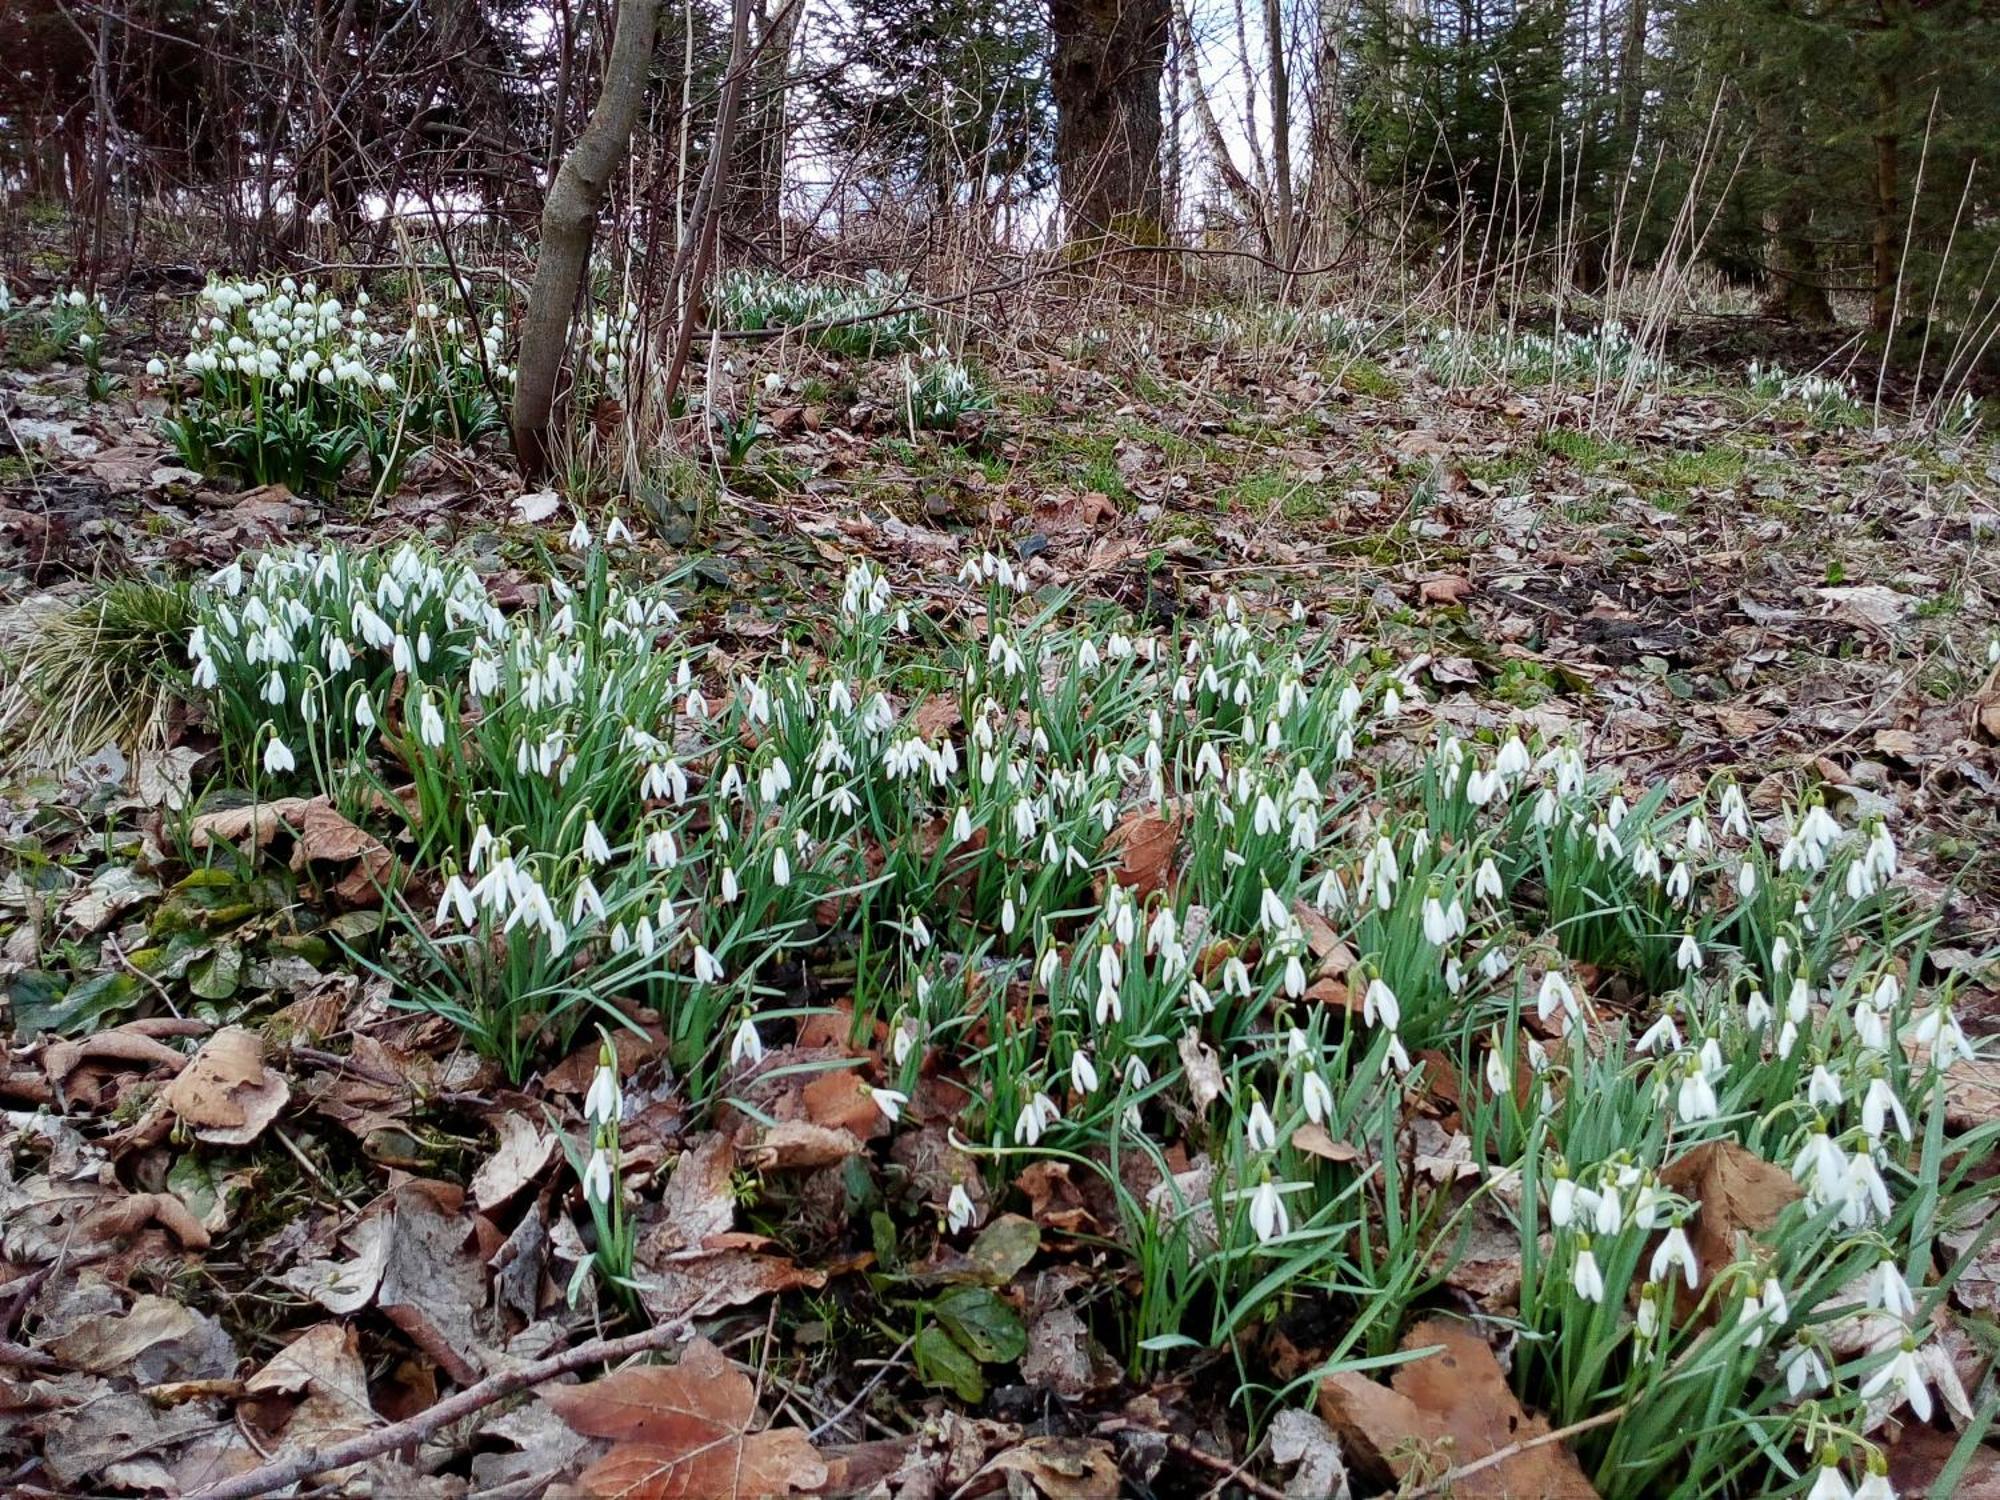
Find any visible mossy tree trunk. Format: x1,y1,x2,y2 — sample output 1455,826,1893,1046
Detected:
1049,0,1171,243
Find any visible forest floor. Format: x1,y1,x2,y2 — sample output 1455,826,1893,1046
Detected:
1,269,1998,1499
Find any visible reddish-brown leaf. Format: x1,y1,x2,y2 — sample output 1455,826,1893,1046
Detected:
545,1337,827,1498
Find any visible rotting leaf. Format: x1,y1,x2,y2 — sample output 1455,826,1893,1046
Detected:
1178,1030,1223,1115
544,1335,827,1498
189,796,396,904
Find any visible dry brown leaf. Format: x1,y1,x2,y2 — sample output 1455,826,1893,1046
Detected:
1887,1425,2000,1498
746,1120,863,1171
1657,1139,1802,1316
1419,574,1474,605
1290,900,1356,979
471,1111,559,1212
247,1323,379,1463
979,1437,1121,1500
1291,1124,1361,1164
189,796,395,902
638,1251,828,1326
1318,1318,1595,1498
159,1026,289,1145
544,1335,827,1498
1104,810,1179,899
801,1072,890,1137
910,694,962,741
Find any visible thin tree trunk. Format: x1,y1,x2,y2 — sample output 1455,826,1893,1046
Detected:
1871,62,1899,336
1266,0,1294,268
511,0,663,481
1173,0,1263,235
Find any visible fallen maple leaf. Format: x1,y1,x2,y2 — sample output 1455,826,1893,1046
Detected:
544,1335,827,1498
160,1026,289,1145
1318,1318,1595,1497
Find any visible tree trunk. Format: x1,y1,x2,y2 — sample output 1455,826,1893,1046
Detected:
511,0,663,481
1871,64,1899,337
1265,0,1294,267
1752,83,1831,325
728,0,800,243
1173,0,1262,235
1049,0,1171,241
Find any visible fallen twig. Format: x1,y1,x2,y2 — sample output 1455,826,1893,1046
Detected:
185,1318,690,1500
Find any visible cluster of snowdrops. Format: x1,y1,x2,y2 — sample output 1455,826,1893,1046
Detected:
148,276,510,496
182,529,1990,1500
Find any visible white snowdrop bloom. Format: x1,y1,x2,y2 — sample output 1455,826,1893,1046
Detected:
1363,978,1400,1031
729,1017,765,1068
569,877,606,925
1635,1011,1681,1055
946,1184,976,1234
771,846,792,887
1249,1178,1290,1242
1718,783,1750,838
1592,1184,1623,1237
1571,1242,1606,1302
581,1148,614,1205
1473,858,1502,903
1860,1339,1933,1422
1676,933,1701,972
1422,895,1451,946
581,820,612,865
1871,1258,1917,1320
1245,1099,1276,1153
869,1087,909,1124
1302,1071,1334,1124
692,944,724,984
1483,1048,1508,1097
1070,1050,1099,1096
1666,862,1692,902
263,735,296,776
1782,1339,1830,1399
1676,1059,1719,1121
585,1059,623,1127
1744,988,1772,1031
1808,1064,1844,1110
1549,1174,1579,1228
1536,972,1577,1024
1806,1463,1853,1500
1650,1225,1699,1289
720,866,740,904
435,874,476,928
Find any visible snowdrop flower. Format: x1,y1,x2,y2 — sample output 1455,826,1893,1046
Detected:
263,734,296,776
1649,1225,1699,1289
585,1050,622,1127
1536,971,1577,1025
1807,1064,1844,1111
435,874,476,928
1448,852,1491,907
1861,1076,1911,1143
1549,1171,1578,1228
1871,1258,1917,1320
1719,783,1750,839
1302,1071,1334,1124
1861,1338,1933,1421
1676,1057,1719,1121
1249,1177,1290,1242
869,1086,909,1124
946,1184,975,1234
581,1148,614,1205
1245,1097,1277,1153
1853,1460,1894,1500
1782,1338,1831,1398
1571,1239,1606,1302
772,845,792,887
692,944,724,984
1363,977,1400,1031
1675,933,1702,972
1806,1460,1854,1500
730,1017,764,1068
1070,1050,1099,1096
